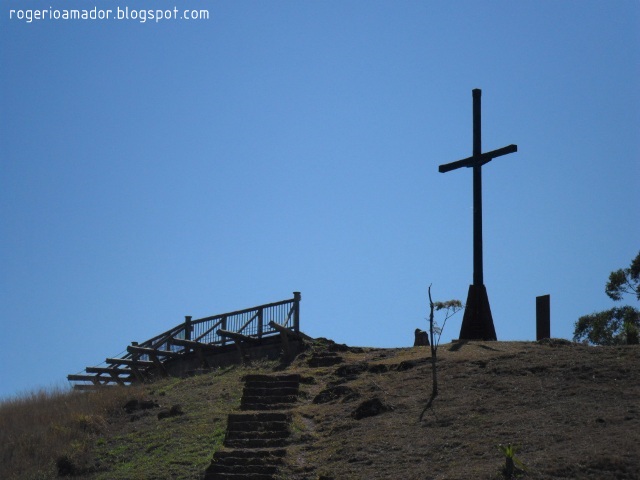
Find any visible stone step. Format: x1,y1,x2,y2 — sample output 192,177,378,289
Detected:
241,395,297,406
224,437,288,449
240,402,297,411
203,471,276,480
206,463,279,475
227,420,290,433
226,429,290,441
228,412,290,423
202,373,299,480
212,456,284,468
213,449,287,461
242,374,301,383
308,354,343,367
243,380,300,390
206,475,275,480
242,386,300,397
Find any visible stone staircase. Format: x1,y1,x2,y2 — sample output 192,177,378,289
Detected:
204,374,301,479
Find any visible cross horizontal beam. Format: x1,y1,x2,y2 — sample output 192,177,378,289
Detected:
438,144,517,173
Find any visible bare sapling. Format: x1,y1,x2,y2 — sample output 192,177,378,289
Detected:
419,285,463,421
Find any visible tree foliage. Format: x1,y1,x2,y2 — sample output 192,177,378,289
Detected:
433,299,464,312
574,306,639,346
605,251,640,301
574,251,640,345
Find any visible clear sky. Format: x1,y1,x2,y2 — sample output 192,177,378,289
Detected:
1,1,638,399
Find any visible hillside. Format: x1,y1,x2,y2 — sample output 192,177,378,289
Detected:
2,339,639,479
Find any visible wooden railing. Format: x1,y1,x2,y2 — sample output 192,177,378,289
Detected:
68,292,301,388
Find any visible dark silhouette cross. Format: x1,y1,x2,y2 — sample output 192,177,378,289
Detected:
438,89,517,340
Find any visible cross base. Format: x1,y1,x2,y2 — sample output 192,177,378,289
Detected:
459,284,497,341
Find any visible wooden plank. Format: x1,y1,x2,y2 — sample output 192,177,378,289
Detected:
68,374,131,385
268,321,312,341
129,365,146,383
127,345,183,358
151,355,169,377
67,374,101,382
272,322,291,358
169,338,214,368
439,144,518,173
85,366,132,376
106,357,154,367
67,375,133,385
217,329,259,343
109,373,125,386
269,321,298,338
170,338,220,351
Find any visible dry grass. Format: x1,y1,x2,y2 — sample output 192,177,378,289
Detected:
0,385,143,479
2,341,639,479
284,341,640,480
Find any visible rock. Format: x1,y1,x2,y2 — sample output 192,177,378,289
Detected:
414,328,430,346
123,399,159,414
313,385,358,404
158,404,184,420
396,358,429,371
367,364,389,374
170,404,184,416
351,398,393,420
335,363,369,378
157,409,171,420
56,455,76,476
308,353,344,367
328,343,350,353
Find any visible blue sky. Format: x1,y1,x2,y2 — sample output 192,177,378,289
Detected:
1,1,638,399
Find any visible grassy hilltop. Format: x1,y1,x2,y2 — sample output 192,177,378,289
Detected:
2,339,639,479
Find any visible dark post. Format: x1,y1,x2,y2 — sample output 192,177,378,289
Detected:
472,89,483,287
293,292,301,332
184,316,192,341
221,315,227,345
536,295,551,340
257,307,264,338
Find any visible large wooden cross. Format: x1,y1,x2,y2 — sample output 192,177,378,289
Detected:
438,89,517,340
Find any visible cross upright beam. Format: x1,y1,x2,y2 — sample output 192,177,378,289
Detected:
472,88,483,287
438,89,517,340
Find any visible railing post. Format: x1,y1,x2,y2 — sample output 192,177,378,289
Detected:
221,315,227,345
131,341,141,360
184,316,192,341
293,292,301,332
257,307,264,338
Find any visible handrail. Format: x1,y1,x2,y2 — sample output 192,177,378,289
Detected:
182,292,301,347
68,292,301,388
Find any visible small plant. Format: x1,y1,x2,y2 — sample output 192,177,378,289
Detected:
497,443,527,478
419,285,463,421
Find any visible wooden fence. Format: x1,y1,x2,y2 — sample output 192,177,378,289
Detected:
68,292,301,388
